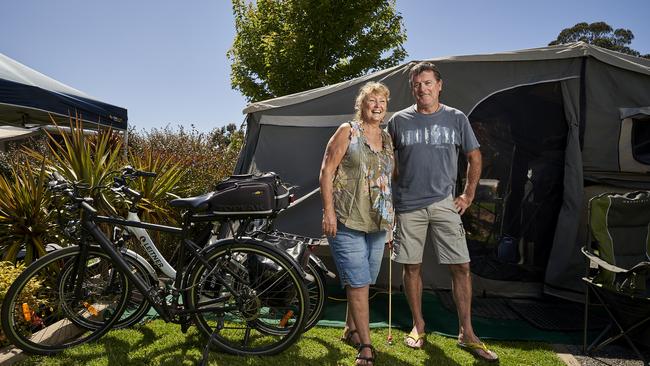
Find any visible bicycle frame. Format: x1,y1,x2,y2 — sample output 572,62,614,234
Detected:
81,212,232,323
124,211,177,278
33,169,312,361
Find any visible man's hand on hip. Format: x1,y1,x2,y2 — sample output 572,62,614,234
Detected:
454,194,472,215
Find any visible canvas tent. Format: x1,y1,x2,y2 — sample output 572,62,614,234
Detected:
235,42,650,300
0,52,127,147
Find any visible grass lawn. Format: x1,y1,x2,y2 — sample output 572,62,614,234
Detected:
16,320,566,366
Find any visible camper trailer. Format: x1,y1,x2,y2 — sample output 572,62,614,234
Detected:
235,42,650,301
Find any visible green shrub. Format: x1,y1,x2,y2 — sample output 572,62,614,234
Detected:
26,118,124,216
127,123,244,196
0,121,244,266
0,261,45,347
122,123,244,260
0,160,59,263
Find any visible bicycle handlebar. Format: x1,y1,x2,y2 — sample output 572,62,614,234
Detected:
48,171,97,215
52,171,65,182
125,186,141,198
121,165,157,178
80,201,98,215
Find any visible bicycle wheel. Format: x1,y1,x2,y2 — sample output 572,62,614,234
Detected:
112,256,154,328
303,260,327,332
254,260,326,335
184,239,308,356
0,246,129,355
59,252,153,329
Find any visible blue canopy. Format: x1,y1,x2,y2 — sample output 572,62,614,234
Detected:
0,53,127,130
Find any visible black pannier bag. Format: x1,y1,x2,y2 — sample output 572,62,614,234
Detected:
251,230,310,268
209,172,290,212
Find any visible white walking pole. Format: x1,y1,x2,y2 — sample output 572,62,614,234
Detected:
387,246,393,345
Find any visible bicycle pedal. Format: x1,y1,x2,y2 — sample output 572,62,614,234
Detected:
180,318,191,333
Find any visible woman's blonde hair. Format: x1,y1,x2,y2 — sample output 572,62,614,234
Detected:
353,81,390,122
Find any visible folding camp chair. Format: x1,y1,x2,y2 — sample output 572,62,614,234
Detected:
582,191,650,365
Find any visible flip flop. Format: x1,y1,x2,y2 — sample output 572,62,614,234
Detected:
457,341,499,362
404,330,425,349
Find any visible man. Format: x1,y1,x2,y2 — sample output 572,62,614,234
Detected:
387,62,498,362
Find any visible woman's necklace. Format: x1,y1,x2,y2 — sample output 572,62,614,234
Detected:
360,122,382,152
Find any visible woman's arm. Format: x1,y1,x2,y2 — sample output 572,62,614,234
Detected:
319,123,352,237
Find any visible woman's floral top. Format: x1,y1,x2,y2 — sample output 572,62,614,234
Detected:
333,121,394,232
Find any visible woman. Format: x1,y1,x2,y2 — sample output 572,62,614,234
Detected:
319,81,394,365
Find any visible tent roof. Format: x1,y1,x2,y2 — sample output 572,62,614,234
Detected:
0,53,128,130
0,125,40,141
243,42,650,114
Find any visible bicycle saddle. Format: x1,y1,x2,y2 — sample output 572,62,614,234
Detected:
169,192,214,211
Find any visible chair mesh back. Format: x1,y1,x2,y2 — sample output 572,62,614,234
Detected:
589,191,650,289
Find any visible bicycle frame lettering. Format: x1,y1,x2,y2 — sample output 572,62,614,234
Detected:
126,212,176,278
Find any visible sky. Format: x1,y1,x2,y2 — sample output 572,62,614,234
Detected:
1,0,648,132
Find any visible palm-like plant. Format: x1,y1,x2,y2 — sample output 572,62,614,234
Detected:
125,149,187,225
26,117,123,215
0,161,58,263
118,150,190,260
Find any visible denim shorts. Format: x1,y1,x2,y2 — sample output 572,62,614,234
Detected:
327,222,386,288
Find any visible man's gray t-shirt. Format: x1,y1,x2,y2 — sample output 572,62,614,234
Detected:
387,104,480,212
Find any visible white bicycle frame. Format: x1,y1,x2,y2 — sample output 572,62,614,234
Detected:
121,185,335,283
124,211,177,279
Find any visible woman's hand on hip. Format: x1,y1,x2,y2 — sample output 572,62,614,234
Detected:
322,210,338,237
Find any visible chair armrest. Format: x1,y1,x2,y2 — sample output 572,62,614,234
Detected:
581,246,628,273
628,261,650,275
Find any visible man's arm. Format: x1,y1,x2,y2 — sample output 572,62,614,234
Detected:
454,148,482,215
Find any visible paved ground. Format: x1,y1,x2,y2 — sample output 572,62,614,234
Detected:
561,344,649,366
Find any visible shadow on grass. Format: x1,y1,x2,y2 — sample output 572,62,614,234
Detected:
185,331,328,365
14,321,566,366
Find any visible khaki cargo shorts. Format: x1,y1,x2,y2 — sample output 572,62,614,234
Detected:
391,195,470,265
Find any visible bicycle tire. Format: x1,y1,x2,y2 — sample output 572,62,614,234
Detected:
59,252,153,329
303,261,327,332
0,246,129,355
253,260,326,335
184,239,308,356
112,256,154,328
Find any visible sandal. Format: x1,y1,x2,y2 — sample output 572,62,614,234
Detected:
457,340,499,362
355,343,376,365
404,330,425,349
340,328,360,348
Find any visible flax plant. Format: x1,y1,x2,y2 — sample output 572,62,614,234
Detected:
26,116,123,215
123,150,187,226
0,160,58,263
111,150,190,260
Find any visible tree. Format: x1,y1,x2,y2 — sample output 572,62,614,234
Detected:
549,22,649,59
228,0,407,102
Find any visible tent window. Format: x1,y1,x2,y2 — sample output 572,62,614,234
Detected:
631,117,650,165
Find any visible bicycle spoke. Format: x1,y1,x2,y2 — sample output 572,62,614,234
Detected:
186,240,307,356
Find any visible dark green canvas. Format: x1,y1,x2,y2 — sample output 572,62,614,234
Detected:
589,191,650,294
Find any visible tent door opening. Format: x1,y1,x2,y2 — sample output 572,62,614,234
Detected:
462,81,569,283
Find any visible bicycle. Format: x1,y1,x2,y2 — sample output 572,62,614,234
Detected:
243,221,334,332
1,170,309,359
107,166,334,331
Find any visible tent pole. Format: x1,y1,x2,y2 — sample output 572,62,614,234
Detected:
578,56,587,149
123,128,129,160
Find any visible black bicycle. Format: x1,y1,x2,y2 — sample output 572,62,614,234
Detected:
103,167,334,332
1,170,309,358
